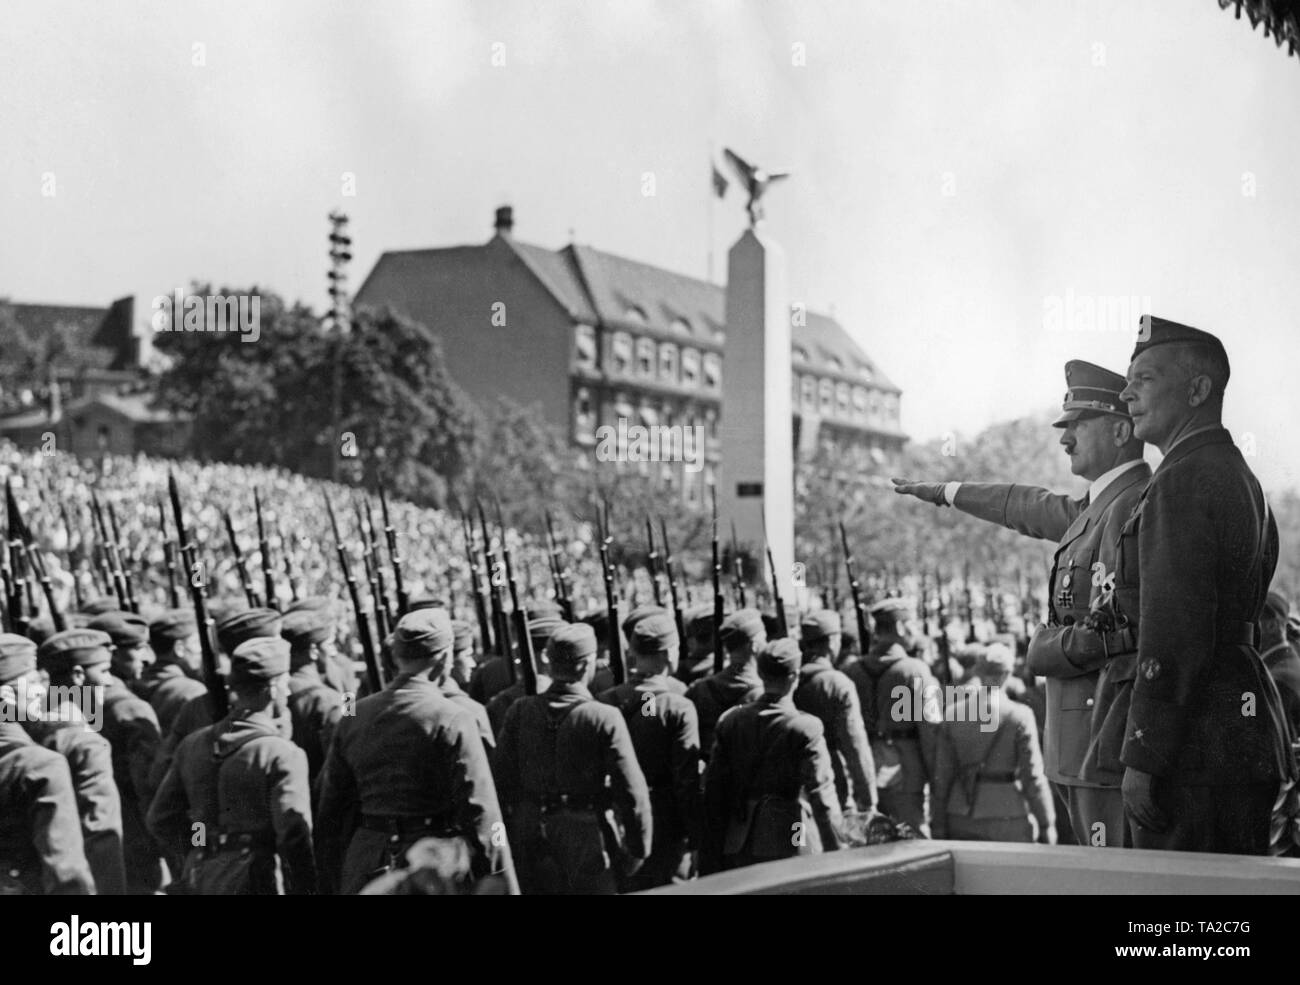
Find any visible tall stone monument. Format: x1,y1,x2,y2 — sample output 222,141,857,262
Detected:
717,149,794,592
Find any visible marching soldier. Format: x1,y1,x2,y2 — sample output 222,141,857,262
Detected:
284,597,357,697
687,608,765,759
495,622,651,895
484,611,563,737
0,634,93,895
139,608,205,733
437,627,495,757
675,606,720,686
315,608,513,895
85,612,167,893
32,629,127,895
600,606,690,707
148,636,316,894
894,359,1151,848
598,613,701,889
1112,317,1291,854
931,644,1056,843
450,618,478,690
90,610,154,690
280,608,345,788
702,638,842,874
849,598,935,835
471,600,563,705
795,610,878,815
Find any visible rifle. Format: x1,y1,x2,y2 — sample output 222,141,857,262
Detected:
544,510,573,621
710,486,725,674
933,566,952,687
730,519,747,608
963,561,977,643
59,502,85,612
760,504,787,639
90,491,128,611
658,516,687,650
644,516,663,607
839,520,872,655
0,508,14,633
6,483,65,632
477,500,514,679
324,493,381,694
356,496,391,642
597,499,626,685
461,509,493,656
254,488,278,611
223,509,261,609
106,502,138,613
378,485,408,617
158,497,180,609
496,501,538,696
168,472,227,719
363,495,394,632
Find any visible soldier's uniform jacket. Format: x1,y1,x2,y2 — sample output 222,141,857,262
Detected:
467,656,514,706
931,689,1054,832
794,660,878,811
149,714,317,895
686,665,762,759
1115,427,1291,784
495,681,653,886
598,675,702,850
25,718,126,895
97,678,164,893
486,677,552,740
0,721,93,895
702,694,842,872
147,692,216,801
440,676,494,753
315,673,510,896
287,665,344,783
146,664,208,736
850,635,935,794
955,469,1152,786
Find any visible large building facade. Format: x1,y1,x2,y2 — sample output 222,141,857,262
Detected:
355,207,906,506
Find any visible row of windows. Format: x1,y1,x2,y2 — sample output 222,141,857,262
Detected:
574,325,722,392
791,345,877,383
575,449,717,505
573,388,719,442
793,374,900,426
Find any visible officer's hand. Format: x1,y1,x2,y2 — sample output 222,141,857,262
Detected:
890,478,949,507
1122,767,1168,833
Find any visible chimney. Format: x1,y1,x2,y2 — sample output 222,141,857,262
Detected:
494,205,514,237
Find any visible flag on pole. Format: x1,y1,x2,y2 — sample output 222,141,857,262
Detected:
711,162,729,198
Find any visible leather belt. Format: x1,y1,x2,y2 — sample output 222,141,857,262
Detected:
1217,620,1259,648
1103,626,1138,655
203,829,274,855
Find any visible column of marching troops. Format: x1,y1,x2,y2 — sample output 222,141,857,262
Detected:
3,313,1300,895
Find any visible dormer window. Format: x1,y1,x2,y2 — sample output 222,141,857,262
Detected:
624,305,647,324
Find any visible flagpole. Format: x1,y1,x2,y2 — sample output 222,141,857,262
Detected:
707,139,715,284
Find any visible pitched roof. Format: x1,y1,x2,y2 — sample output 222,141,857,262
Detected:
2,297,138,370
362,234,900,393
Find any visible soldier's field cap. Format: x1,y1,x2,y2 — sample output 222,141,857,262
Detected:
391,608,454,660
285,596,334,615
89,611,150,648
527,599,563,621
24,616,57,647
622,605,667,639
547,623,598,668
683,606,716,642
217,608,283,655
149,608,197,651
0,634,37,684
800,610,842,642
719,608,764,647
229,637,290,685
207,596,249,626
757,638,802,679
451,619,474,650
280,608,334,648
975,642,1015,681
527,613,567,646
37,628,112,675
1053,360,1131,427
406,597,446,613
1131,315,1230,378
868,597,915,620
79,595,120,617
631,613,678,655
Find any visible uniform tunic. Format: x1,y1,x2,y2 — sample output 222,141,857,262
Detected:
99,679,165,892
686,664,762,759
794,660,878,812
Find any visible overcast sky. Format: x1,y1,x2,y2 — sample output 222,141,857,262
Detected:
4,0,1298,489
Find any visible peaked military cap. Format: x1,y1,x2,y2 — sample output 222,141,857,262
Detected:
0,634,37,684
800,610,842,642
1053,360,1131,427
630,613,678,654
1131,315,1230,381
548,623,598,667
229,636,291,685
37,629,112,675
88,611,150,648
757,638,802,679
